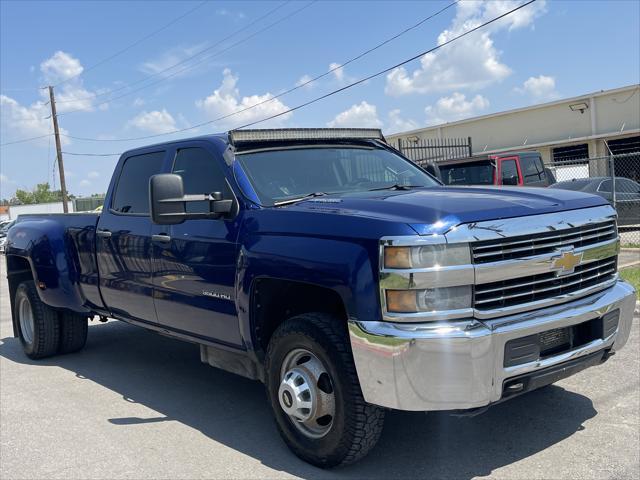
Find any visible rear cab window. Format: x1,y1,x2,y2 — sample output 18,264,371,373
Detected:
111,151,165,214
439,160,494,185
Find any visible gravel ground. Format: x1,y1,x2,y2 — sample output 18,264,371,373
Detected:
1,261,638,480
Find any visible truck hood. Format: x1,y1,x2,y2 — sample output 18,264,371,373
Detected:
282,186,608,235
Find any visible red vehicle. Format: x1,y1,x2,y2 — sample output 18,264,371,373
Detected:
427,151,555,187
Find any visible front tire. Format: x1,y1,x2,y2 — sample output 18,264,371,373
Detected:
265,313,385,468
14,281,60,359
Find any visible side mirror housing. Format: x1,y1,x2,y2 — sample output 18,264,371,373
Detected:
149,174,233,225
150,174,186,225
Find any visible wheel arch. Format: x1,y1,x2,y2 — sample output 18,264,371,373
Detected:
250,278,349,359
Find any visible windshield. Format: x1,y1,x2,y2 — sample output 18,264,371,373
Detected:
439,161,494,185
236,146,439,206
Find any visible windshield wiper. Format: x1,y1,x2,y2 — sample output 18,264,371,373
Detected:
368,184,425,191
273,192,330,206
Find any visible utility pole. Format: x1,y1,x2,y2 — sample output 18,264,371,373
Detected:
48,86,69,213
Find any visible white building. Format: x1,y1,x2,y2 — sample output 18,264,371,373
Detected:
387,84,640,164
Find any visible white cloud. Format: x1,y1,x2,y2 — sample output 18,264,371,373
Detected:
295,74,314,89
87,171,100,179
329,62,345,82
386,109,419,134
196,68,291,129
133,97,145,107
216,8,245,20
128,109,177,134
385,1,547,96
79,179,91,187
140,44,210,79
425,92,489,125
0,94,70,146
40,51,103,113
516,75,559,101
1,51,103,142
40,51,83,82
327,101,383,128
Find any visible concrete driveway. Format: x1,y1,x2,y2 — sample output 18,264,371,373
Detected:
1,261,638,479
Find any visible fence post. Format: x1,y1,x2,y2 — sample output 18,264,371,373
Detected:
467,136,473,158
397,137,403,155
609,155,616,210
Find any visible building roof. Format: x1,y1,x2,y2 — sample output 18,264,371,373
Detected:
387,83,640,139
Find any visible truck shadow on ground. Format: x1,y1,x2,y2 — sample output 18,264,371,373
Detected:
0,320,598,479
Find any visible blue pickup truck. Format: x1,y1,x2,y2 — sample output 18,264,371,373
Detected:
5,128,637,467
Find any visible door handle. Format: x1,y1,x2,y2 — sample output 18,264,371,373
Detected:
152,234,171,243
96,229,112,238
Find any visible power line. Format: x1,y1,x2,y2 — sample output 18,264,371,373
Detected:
54,0,209,88
57,1,312,115
237,0,538,128
0,133,52,147
58,0,459,143
62,151,121,157
3,1,536,150
54,1,293,106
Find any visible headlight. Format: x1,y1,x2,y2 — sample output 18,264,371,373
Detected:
384,243,470,269
386,286,472,313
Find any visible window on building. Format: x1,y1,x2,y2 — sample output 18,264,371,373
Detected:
172,147,230,213
112,151,165,214
607,136,640,155
552,144,589,162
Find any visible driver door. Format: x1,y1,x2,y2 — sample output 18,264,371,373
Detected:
151,143,242,346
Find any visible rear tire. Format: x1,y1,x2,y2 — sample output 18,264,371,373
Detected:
59,312,88,354
265,313,385,468
14,281,60,359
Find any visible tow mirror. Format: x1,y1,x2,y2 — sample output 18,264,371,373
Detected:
149,174,233,225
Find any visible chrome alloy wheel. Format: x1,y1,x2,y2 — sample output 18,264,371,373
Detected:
278,348,336,438
18,295,35,344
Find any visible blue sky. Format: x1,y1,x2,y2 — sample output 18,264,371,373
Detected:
1,0,639,199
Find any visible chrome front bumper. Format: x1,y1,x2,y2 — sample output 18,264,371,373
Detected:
349,280,637,411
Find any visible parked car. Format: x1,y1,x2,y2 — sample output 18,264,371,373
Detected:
0,220,15,253
427,151,555,187
4,129,636,467
549,177,640,227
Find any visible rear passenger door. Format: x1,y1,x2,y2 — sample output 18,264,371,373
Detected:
151,143,242,346
96,150,166,324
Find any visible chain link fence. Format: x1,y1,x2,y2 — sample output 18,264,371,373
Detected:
547,152,640,246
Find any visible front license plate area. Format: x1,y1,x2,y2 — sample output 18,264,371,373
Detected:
539,327,571,357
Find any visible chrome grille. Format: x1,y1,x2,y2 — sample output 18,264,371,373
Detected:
472,220,617,264
474,257,617,311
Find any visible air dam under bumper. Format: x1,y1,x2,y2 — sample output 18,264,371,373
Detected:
348,280,636,411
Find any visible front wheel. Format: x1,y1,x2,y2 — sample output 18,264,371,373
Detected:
265,313,385,468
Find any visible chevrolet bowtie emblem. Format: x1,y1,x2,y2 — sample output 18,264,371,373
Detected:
551,250,583,275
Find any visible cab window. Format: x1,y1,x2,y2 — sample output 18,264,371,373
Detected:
501,159,519,185
172,147,231,214
112,151,165,214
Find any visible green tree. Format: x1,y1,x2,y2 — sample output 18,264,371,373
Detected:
13,183,68,204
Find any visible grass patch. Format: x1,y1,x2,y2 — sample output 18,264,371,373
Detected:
620,266,640,291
